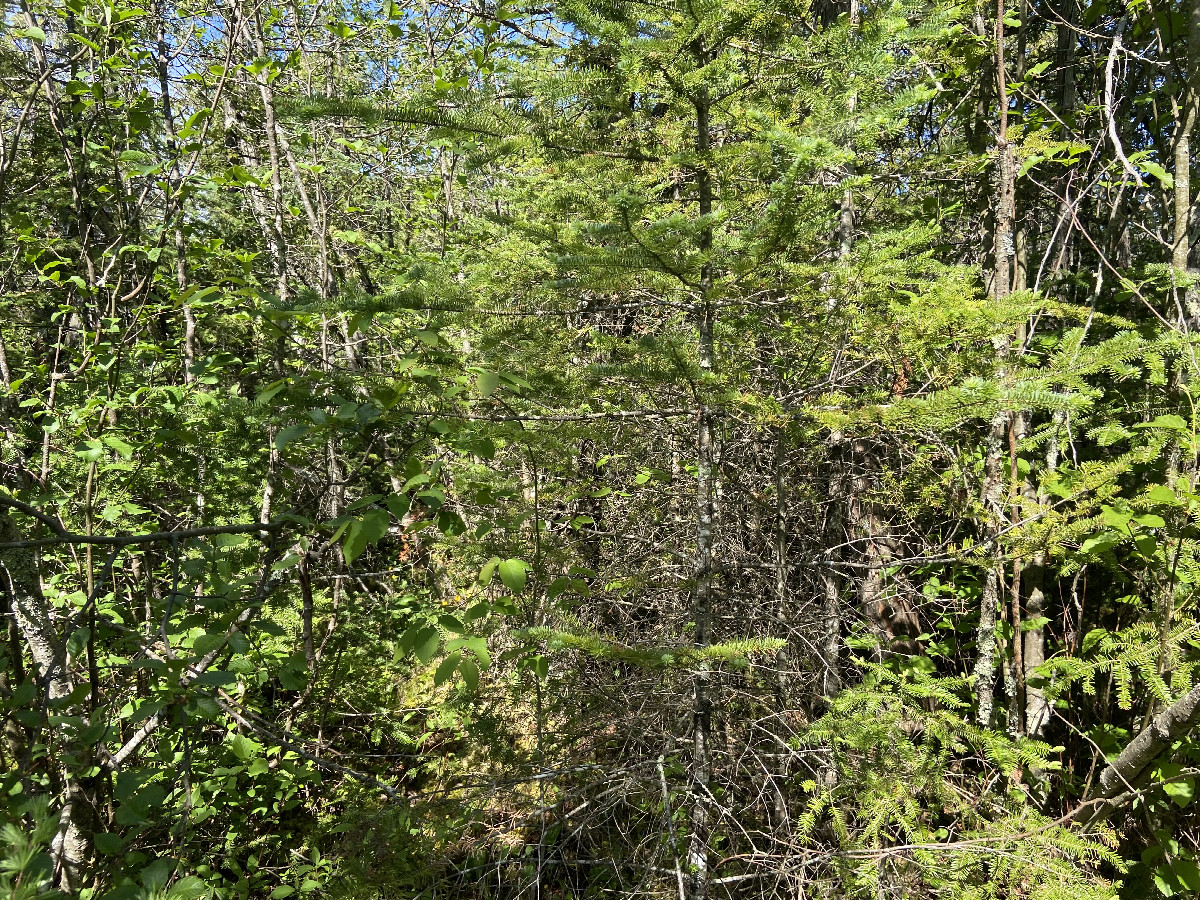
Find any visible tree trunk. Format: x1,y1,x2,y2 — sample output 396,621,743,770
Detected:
975,0,1015,727
686,74,716,900
1023,410,1061,736
0,515,95,892
1172,0,1200,325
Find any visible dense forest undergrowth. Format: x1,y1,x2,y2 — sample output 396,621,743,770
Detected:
4,0,1200,897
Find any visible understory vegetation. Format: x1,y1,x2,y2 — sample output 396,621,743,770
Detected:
4,0,1200,897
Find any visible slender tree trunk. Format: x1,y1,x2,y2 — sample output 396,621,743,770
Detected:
1022,410,1060,736
1172,0,1200,326
0,515,94,892
975,0,1015,727
686,74,716,900
773,430,794,708
246,6,289,305
154,0,197,384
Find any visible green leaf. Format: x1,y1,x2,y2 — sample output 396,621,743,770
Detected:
75,439,105,462
478,557,500,586
343,508,390,564
270,888,296,899
94,832,125,855
1173,858,1200,891
401,473,430,492
229,734,261,761
1156,857,1200,896
1164,777,1196,808
1099,506,1132,529
275,424,312,450
1080,532,1120,555
256,379,288,405
434,651,461,686
1132,513,1166,528
414,626,440,664
462,635,490,668
1081,628,1110,653
168,877,210,900
142,859,176,891
102,434,134,459
384,494,411,520
497,558,527,594
464,602,490,622
1141,160,1174,189
192,670,236,686
436,509,466,537
1134,414,1187,432
415,487,445,509
477,371,500,397
1147,484,1179,504
460,657,479,691
193,632,227,656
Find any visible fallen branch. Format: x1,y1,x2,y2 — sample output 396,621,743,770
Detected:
1072,679,1200,827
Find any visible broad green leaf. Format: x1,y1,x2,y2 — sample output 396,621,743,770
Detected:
228,734,261,761
1134,414,1187,431
498,558,527,594
94,832,125,855
1164,777,1195,808
75,439,105,462
1099,506,1132,529
1155,762,1196,808
414,626,440,664
464,602,490,621
102,434,134,459
460,657,479,691
436,509,466,537
1147,484,1179,504
192,670,236,686
384,494,411,520
398,623,423,653
401,473,430,492
1081,628,1110,654
1141,160,1174,189
434,651,461,686
416,487,445,509
343,508,389,564
477,371,500,397
193,632,227,656
1173,858,1200,891
479,557,500,586
168,877,210,900
274,424,311,450
256,380,287,405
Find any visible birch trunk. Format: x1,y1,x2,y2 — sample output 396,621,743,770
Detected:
0,515,94,892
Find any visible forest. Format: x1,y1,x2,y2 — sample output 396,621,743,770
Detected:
3,0,1200,896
